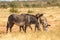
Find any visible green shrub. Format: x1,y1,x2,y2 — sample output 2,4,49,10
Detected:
8,2,17,8
28,10,34,13
0,4,8,8
10,8,18,13
24,4,30,8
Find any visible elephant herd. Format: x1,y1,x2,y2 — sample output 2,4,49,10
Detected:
6,13,51,33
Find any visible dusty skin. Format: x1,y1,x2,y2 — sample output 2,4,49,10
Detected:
0,7,60,40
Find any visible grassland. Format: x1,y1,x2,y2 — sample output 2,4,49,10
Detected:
0,7,60,40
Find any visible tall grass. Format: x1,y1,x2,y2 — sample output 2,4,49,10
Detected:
0,7,60,40
0,31,60,40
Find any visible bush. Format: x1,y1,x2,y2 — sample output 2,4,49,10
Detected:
10,8,18,13
0,4,8,8
31,4,36,7
28,10,34,13
8,2,17,8
24,4,30,8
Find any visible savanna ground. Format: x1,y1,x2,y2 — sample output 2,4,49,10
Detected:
0,7,60,40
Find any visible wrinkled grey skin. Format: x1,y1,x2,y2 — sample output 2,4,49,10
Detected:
36,13,51,31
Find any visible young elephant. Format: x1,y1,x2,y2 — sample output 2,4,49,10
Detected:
36,13,51,31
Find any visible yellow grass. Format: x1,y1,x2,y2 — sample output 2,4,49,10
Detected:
0,31,60,40
0,7,60,40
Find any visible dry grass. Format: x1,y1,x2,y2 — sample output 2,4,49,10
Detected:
0,31,60,40
0,7,60,40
